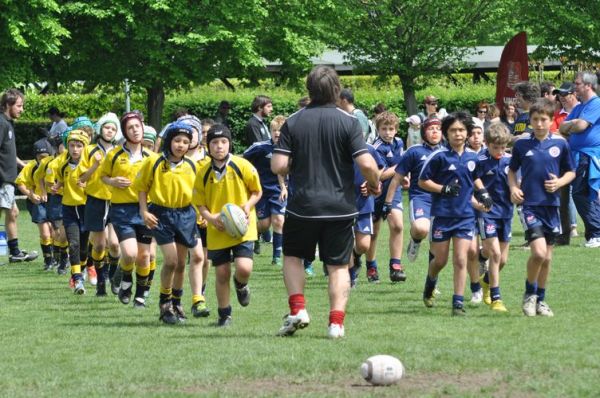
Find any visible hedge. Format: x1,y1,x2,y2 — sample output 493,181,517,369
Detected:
13,83,496,158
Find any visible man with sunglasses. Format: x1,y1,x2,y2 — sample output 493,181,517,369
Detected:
551,83,579,132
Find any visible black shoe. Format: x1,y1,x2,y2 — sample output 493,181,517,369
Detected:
43,261,53,271
9,250,39,263
217,316,232,327
389,264,406,282
118,284,132,305
191,301,210,318
253,240,261,255
236,285,250,307
96,282,107,297
56,265,67,275
159,301,178,325
173,304,187,323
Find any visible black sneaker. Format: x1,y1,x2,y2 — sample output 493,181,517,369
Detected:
236,285,250,307
217,316,232,327
43,261,53,271
9,250,39,263
389,264,406,282
253,240,261,255
56,265,67,275
96,282,107,297
173,304,187,323
118,284,132,305
191,301,210,318
159,301,178,325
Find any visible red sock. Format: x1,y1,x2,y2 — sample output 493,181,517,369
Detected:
329,310,345,326
288,294,305,315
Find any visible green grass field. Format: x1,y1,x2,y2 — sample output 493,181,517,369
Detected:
1,204,599,397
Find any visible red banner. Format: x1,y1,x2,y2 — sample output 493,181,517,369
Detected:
496,32,528,108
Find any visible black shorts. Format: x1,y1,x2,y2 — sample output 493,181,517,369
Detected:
84,195,110,232
208,241,254,265
149,204,197,248
282,214,354,266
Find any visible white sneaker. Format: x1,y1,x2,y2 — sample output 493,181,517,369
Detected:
536,301,554,317
522,294,537,317
470,289,483,304
277,309,310,336
570,227,578,238
406,239,420,262
584,237,600,248
328,323,345,339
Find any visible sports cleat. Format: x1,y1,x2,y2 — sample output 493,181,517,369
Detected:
570,227,578,238
118,283,132,305
96,282,107,297
173,304,187,322
522,294,537,317
217,316,232,327
253,240,261,255
278,309,310,336
480,276,491,305
159,301,178,325
271,257,282,268
43,261,54,272
423,294,435,308
9,250,39,263
470,289,483,304
433,287,442,297
328,323,345,339
110,282,120,295
57,265,67,275
536,301,554,317
490,300,508,312
110,267,123,295
236,285,251,307
133,297,146,309
143,287,150,299
73,279,86,295
406,239,421,262
366,267,380,284
389,263,406,282
191,301,210,318
452,305,466,316
87,266,98,286
304,264,315,277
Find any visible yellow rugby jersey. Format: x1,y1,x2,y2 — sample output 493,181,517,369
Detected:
78,143,112,200
44,153,68,196
193,155,262,250
134,153,197,208
34,156,53,193
56,156,86,206
193,151,211,227
15,160,43,196
100,145,150,204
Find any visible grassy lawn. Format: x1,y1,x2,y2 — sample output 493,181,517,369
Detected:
1,201,599,397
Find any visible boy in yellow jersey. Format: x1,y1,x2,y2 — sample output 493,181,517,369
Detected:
44,137,71,275
100,112,152,308
135,122,200,324
193,124,262,327
142,125,157,152
181,115,210,318
77,112,121,296
56,130,90,294
15,140,54,270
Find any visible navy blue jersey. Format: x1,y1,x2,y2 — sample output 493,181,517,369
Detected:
373,136,404,196
477,149,514,219
509,135,574,206
513,111,532,136
243,139,281,195
419,147,482,218
354,144,386,214
396,143,440,199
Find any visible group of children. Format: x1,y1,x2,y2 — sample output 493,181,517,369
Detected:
15,95,574,330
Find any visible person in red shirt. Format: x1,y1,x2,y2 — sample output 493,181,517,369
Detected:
550,83,579,133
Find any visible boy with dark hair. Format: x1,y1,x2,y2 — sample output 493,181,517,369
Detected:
513,81,541,138
509,99,575,317
339,88,370,140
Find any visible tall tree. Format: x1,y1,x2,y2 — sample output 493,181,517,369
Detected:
329,0,512,115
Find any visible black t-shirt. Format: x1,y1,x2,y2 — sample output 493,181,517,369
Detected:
244,115,270,147
0,113,17,184
274,103,368,220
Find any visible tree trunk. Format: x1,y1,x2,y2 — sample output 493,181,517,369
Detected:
399,75,418,116
146,84,165,131
220,78,236,91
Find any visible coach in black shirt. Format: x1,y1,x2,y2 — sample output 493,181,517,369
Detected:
272,65,381,339
244,95,273,147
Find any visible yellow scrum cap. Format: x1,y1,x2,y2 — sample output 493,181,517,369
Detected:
66,129,90,146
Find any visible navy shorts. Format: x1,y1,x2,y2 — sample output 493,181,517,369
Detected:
63,204,86,230
283,214,354,265
149,204,198,248
197,225,207,246
256,192,286,219
520,205,560,245
409,196,431,222
430,216,476,242
109,203,153,244
373,188,403,221
477,216,512,242
84,195,110,232
208,241,254,265
47,194,63,221
26,200,49,224
354,212,374,235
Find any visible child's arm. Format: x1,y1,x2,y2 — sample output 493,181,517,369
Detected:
199,205,225,231
138,191,158,229
380,166,397,182
242,190,262,217
78,151,102,183
544,172,575,193
384,173,404,202
277,174,288,202
507,169,524,204
17,183,41,204
418,178,460,196
473,178,493,210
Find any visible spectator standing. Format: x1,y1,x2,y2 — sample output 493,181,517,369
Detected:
500,103,517,134
244,95,273,147
339,89,370,141
213,100,231,128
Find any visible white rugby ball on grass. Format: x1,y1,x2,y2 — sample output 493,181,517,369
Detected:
220,203,248,238
360,355,404,386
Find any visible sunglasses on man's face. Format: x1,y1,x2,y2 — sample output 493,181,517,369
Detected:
477,109,487,114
